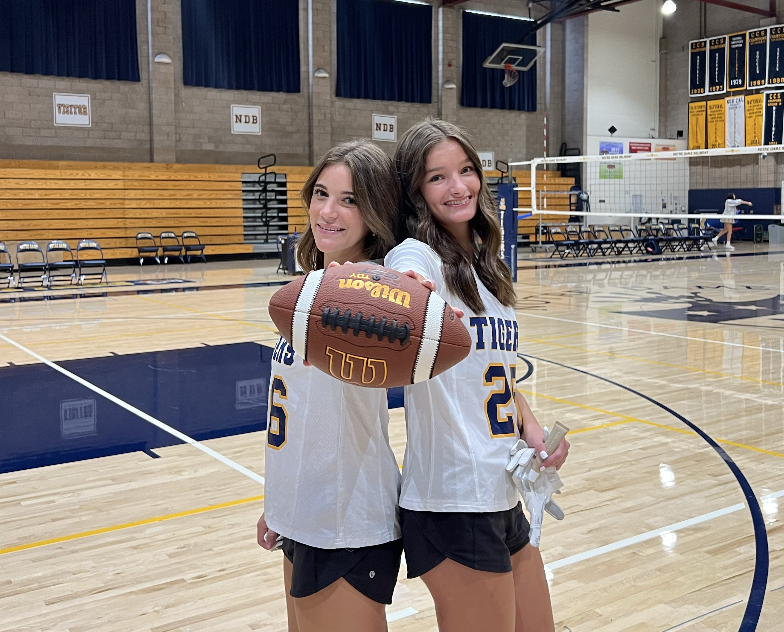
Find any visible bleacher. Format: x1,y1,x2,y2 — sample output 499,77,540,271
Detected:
0,161,575,266
483,169,574,243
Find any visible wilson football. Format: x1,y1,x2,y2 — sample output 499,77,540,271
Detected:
268,263,471,388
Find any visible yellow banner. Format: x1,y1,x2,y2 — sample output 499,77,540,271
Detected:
745,93,764,146
707,99,726,148
688,101,706,149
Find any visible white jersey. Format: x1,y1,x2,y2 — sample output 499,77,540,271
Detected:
723,199,744,215
263,336,401,549
385,239,520,512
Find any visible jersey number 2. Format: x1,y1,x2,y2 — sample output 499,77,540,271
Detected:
267,376,288,450
483,364,516,437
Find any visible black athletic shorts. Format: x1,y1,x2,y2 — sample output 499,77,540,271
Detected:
281,537,403,604
400,502,530,578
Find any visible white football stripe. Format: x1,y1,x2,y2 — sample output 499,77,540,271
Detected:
412,292,445,383
292,269,325,359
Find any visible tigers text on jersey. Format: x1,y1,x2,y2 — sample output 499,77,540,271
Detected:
385,239,520,512
264,337,401,549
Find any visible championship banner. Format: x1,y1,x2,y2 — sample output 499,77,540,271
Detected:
745,93,764,146
769,26,784,85
707,99,726,148
725,95,744,148
708,36,727,94
748,28,768,87
689,40,708,96
768,26,784,86
688,101,707,149
728,32,747,90
763,91,784,145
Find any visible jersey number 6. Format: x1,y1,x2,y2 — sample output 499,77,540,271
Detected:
267,376,288,450
483,363,516,438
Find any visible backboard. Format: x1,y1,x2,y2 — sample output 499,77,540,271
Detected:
482,43,544,72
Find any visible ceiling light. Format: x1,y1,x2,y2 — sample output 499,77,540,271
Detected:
661,0,676,15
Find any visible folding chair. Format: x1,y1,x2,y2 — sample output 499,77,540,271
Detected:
580,226,609,257
620,225,646,254
76,240,107,285
592,226,616,256
566,226,588,256
0,243,15,288
160,231,184,264
648,224,673,253
548,227,577,259
16,241,47,287
607,225,631,255
136,232,160,265
45,240,77,287
182,231,206,263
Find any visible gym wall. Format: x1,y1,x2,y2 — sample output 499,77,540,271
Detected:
0,0,562,166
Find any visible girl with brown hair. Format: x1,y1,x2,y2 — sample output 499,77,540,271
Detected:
257,139,403,632
386,119,569,632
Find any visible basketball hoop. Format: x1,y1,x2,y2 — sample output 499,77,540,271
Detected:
502,64,519,88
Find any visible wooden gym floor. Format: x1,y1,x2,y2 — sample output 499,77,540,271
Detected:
1,242,784,632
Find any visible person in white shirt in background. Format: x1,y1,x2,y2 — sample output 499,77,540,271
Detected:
712,193,752,251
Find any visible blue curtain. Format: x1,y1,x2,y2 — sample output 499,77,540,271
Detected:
182,0,300,93
336,0,431,104
0,0,140,81
461,12,536,111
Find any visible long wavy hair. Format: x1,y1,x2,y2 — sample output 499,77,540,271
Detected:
296,140,399,272
394,119,515,313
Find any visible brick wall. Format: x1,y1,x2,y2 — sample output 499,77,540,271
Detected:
0,0,151,162
0,0,560,166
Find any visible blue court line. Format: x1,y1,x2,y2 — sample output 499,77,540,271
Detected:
518,352,768,632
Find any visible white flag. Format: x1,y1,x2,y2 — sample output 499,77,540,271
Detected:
726,96,745,148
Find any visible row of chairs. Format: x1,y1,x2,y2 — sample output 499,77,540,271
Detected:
548,224,713,259
135,231,206,265
0,240,106,288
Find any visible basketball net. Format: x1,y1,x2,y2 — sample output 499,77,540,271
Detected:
503,63,519,88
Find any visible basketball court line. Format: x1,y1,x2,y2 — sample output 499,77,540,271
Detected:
518,335,783,387
517,312,784,354
1,373,780,559
0,306,272,332
0,495,265,556
517,387,784,459
0,278,290,305
521,353,768,632
516,248,784,271
0,332,267,486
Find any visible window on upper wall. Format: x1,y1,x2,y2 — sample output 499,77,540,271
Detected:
336,0,432,104
0,0,140,81
182,0,300,93
461,11,537,111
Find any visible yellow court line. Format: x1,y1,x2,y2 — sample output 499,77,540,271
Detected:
519,336,784,387
632,419,784,459
568,420,635,433
136,295,279,334
0,494,265,557
520,387,784,459
517,387,651,424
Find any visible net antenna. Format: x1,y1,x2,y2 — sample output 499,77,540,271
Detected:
483,42,544,87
